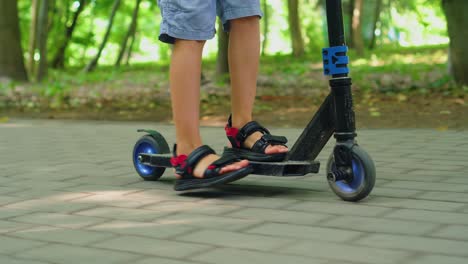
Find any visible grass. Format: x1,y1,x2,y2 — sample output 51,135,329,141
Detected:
0,44,465,115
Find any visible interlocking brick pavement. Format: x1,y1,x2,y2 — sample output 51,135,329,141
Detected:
1,119,468,264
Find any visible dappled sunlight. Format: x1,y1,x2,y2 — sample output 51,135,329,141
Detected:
389,4,448,47
76,190,139,197
351,48,448,69
72,192,163,208
0,123,33,128
310,62,324,70
3,189,167,211
156,219,192,225
352,58,369,67
386,52,447,65
285,107,311,113
303,47,449,75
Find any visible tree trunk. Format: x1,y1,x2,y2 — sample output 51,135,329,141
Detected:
287,0,305,57
443,0,468,85
348,0,355,47
261,0,269,56
47,0,56,32
116,0,141,67
36,0,49,81
125,30,137,65
216,19,229,80
351,0,364,55
0,0,28,81
28,0,39,76
447,47,453,75
52,0,86,69
369,0,383,50
81,4,96,64
84,0,121,72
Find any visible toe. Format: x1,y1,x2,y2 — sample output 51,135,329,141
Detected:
174,169,182,179
219,159,249,174
265,145,289,154
278,145,289,152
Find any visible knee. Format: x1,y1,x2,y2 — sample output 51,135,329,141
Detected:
174,39,207,49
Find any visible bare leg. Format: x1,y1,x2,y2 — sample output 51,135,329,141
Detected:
170,40,204,155
170,39,248,178
228,17,288,154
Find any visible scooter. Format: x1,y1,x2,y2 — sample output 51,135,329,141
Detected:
132,0,375,202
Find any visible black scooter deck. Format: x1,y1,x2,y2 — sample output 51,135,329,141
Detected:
137,153,320,177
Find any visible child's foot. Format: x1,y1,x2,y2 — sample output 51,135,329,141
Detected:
174,152,249,179
224,115,289,162
171,144,252,191
242,131,288,155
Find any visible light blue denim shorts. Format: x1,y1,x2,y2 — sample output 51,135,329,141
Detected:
157,0,263,44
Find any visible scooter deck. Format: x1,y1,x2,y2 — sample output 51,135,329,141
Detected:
137,153,320,177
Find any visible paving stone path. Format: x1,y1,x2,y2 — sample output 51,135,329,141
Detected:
1,119,467,264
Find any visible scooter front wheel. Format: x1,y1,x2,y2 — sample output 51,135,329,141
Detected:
326,145,376,202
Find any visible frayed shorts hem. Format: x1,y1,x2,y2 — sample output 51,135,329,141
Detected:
158,1,262,44
159,28,216,44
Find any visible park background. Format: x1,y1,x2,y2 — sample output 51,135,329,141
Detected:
0,0,467,129
1,3,468,263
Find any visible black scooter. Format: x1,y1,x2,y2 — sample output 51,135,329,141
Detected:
132,0,376,202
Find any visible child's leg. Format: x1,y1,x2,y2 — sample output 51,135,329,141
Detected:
228,17,258,129
170,40,204,156
170,39,248,178
228,16,288,154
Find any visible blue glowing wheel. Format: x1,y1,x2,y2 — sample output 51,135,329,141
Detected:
326,146,376,202
133,134,169,181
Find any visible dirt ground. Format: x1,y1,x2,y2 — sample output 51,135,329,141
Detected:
4,93,467,130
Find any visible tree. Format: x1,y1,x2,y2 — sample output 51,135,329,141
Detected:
443,0,468,85
351,0,364,55
261,0,270,56
216,19,229,80
47,0,57,32
115,0,142,66
52,0,87,68
36,0,49,81
84,0,121,72
0,0,28,81
125,27,137,65
369,0,383,50
287,0,305,57
28,0,40,75
348,0,355,46
80,2,97,65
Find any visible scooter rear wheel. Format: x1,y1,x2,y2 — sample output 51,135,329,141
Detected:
133,134,169,181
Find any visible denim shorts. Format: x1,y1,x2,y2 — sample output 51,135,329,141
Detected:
157,0,262,44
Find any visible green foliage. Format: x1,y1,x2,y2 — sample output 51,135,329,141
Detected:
1,44,461,113
301,0,326,52
15,0,449,68
5,0,467,126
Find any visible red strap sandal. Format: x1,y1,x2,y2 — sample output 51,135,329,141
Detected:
224,115,288,162
171,144,253,191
